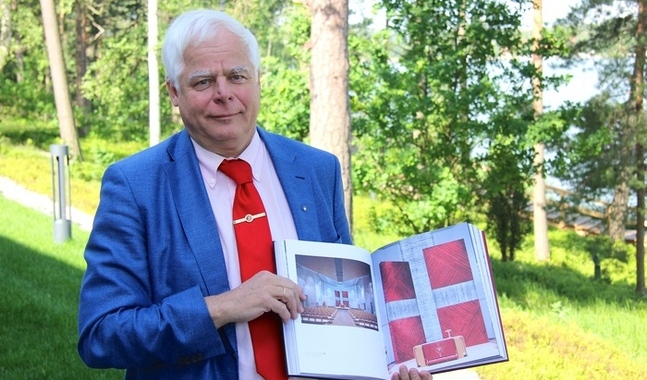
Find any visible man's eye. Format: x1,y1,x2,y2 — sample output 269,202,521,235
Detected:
231,74,246,82
191,78,213,89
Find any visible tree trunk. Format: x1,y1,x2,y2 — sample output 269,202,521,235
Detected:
608,167,631,241
11,0,23,82
532,0,549,261
636,143,645,296
630,0,646,297
306,0,353,234
40,0,82,159
74,0,91,136
148,0,160,146
0,0,10,71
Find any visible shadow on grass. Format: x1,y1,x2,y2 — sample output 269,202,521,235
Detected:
0,235,123,380
491,257,640,308
0,123,60,150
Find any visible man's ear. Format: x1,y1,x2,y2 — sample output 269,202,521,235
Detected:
166,80,180,107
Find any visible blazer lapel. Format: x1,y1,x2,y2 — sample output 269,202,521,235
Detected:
164,131,230,295
260,129,322,242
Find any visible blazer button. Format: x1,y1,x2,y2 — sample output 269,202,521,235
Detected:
302,205,307,212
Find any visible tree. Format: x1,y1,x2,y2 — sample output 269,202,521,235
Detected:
532,0,550,261
629,0,645,296
2,0,301,143
305,0,353,231
253,3,311,141
148,0,160,146
73,0,91,133
554,95,633,239
80,1,180,140
0,0,10,71
482,138,534,262
39,0,82,158
352,0,538,237
583,234,631,282
0,1,53,119
557,0,645,295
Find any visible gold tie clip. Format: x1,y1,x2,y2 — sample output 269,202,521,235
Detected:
232,212,267,225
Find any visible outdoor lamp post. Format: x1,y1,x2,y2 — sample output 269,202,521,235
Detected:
50,144,71,242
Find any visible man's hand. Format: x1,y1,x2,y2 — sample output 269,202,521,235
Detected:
391,365,433,380
204,271,306,328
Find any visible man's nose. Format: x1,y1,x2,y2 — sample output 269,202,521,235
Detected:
213,78,232,102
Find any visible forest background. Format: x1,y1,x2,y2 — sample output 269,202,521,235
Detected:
0,0,646,379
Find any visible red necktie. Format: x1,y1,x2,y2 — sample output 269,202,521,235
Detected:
218,159,287,380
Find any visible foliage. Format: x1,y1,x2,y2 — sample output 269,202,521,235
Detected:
0,142,59,197
72,135,147,182
81,26,151,139
0,118,60,149
481,138,533,262
551,93,632,199
351,0,543,237
577,233,634,285
2,0,570,259
0,139,143,215
551,0,644,275
225,0,291,58
560,0,639,61
352,194,404,251
258,3,311,141
1,0,298,143
508,226,639,299
552,2,644,224
0,3,56,120
581,234,631,281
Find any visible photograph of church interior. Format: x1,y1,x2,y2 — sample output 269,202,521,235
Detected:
296,255,378,331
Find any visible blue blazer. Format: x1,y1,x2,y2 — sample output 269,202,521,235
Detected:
78,128,352,379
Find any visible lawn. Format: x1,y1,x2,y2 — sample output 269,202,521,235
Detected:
0,195,123,379
1,139,646,379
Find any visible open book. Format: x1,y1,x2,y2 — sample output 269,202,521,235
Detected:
274,222,507,380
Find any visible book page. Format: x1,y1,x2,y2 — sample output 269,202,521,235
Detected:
370,223,507,376
275,240,389,380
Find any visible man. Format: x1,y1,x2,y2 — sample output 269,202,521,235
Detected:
78,9,430,380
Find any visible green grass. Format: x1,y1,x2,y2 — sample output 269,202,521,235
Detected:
482,307,647,380
0,196,123,379
0,127,147,215
0,142,103,215
1,137,646,379
476,226,647,379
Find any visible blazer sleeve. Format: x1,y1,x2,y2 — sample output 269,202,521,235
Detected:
77,164,228,369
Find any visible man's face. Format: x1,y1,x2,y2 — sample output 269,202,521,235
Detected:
167,29,261,157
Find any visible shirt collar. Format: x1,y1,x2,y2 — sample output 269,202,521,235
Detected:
192,130,265,183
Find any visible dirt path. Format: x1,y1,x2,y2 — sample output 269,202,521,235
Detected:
0,175,94,231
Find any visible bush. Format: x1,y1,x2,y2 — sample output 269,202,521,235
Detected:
0,118,60,150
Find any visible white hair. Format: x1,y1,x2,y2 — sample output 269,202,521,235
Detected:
161,9,261,88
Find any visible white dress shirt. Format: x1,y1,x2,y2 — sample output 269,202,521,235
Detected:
192,131,298,379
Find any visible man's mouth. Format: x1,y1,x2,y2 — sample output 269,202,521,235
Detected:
214,112,239,118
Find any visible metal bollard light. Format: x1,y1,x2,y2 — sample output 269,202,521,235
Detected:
50,144,71,242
